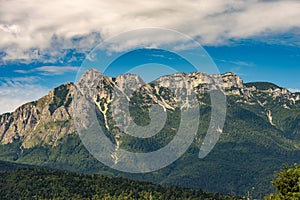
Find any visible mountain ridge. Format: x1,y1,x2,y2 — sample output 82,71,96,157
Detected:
0,69,300,197
1,70,299,148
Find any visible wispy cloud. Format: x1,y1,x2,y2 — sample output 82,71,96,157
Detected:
35,66,79,75
230,61,254,67
217,59,255,67
288,88,300,93
0,0,299,63
14,66,79,75
0,76,40,83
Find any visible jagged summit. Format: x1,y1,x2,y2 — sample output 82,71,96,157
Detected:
82,68,103,77
79,69,243,89
1,69,300,148
1,69,300,197
115,73,146,88
78,68,104,84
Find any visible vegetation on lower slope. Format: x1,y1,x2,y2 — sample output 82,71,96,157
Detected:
1,76,300,199
0,162,237,200
265,164,300,200
0,98,299,198
244,82,282,90
0,160,32,171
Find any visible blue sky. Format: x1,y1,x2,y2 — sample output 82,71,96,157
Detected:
0,0,300,114
3,41,299,90
207,41,300,90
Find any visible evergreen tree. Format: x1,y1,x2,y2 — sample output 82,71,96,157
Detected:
265,164,300,200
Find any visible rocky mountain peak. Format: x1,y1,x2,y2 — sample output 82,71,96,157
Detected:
80,68,103,80
220,72,244,89
1,69,300,149
0,82,75,148
115,73,146,93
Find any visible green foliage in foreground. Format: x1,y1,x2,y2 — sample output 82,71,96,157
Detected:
0,165,238,200
265,164,300,200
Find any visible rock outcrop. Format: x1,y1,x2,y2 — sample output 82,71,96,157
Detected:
1,69,299,148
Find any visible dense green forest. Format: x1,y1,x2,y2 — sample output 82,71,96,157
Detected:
0,161,238,200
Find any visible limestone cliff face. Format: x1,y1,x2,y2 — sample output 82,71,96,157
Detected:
0,82,75,148
1,69,299,148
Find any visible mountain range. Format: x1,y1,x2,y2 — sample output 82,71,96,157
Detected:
1,69,300,198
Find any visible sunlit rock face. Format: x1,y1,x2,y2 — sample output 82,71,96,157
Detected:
1,69,299,148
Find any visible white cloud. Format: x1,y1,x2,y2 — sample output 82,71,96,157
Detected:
0,24,20,35
0,77,49,114
36,66,79,75
14,66,79,75
0,0,299,63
